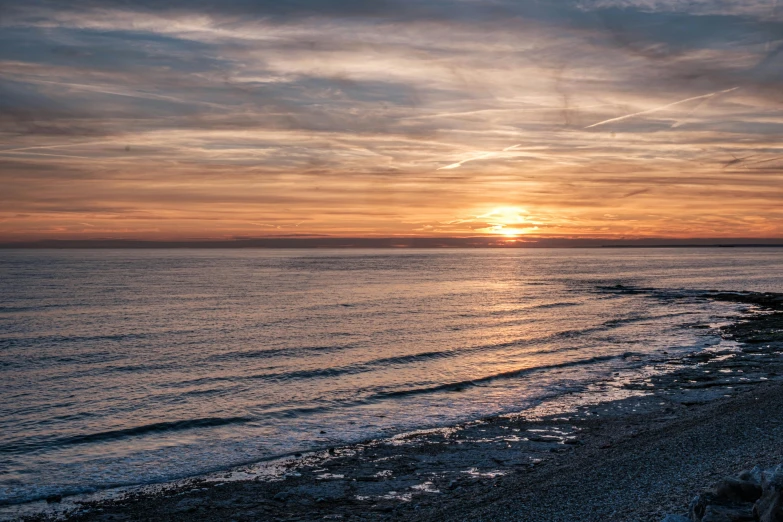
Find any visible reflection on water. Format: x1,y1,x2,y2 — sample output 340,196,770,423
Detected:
1,248,782,504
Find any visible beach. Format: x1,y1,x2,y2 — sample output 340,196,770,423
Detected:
14,289,783,522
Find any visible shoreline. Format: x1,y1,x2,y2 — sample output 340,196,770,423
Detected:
11,289,783,522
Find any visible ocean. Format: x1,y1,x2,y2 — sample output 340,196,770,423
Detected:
1,248,782,506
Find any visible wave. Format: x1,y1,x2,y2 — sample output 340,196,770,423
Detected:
0,328,202,350
369,353,636,400
531,301,582,310
205,342,361,362
257,313,683,380
453,301,583,320
0,416,252,456
167,311,689,389
0,304,66,313
254,350,459,382
254,351,645,419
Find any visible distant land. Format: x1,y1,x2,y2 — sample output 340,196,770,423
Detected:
2,238,783,249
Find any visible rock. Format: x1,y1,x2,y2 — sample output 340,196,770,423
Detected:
273,491,291,502
738,466,764,486
691,493,716,520
685,466,783,522
713,478,763,503
754,465,783,522
690,493,754,522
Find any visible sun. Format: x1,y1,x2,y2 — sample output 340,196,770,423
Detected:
477,207,535,236
500,228,526,237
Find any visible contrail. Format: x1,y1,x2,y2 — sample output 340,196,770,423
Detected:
585,87,739,129
25,79,225,108
0,151,94,159
744,155,783,167
0,140,116,154
671,96,714,128
407,104,613,121
437,144,521,170
723,154,759,168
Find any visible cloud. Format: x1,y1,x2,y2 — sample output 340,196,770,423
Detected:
0,0,782,240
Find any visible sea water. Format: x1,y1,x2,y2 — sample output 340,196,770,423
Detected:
1,248,782,505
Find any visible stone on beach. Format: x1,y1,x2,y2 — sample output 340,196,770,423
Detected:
754,465,783,522
664,463,783,522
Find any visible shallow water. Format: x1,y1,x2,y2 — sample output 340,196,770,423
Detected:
1,248,782,505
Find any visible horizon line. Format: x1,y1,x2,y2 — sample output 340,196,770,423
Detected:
2,237,783,249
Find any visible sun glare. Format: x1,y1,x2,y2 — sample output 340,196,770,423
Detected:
477,207,536,236
481,207,528,222
501,228,525,237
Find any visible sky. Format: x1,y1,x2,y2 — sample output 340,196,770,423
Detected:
1,0,782,241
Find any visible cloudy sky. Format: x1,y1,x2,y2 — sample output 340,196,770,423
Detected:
1,0,782,240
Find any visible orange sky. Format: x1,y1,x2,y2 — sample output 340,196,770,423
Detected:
1,1,782,241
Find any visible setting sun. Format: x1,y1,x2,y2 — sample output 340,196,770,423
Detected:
475,207,539,236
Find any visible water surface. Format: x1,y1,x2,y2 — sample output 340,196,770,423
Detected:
1,248,782,505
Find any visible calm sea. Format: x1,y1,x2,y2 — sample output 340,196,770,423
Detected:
1,248,782,505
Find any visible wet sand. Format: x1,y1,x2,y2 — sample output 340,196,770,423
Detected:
16,290,783,522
